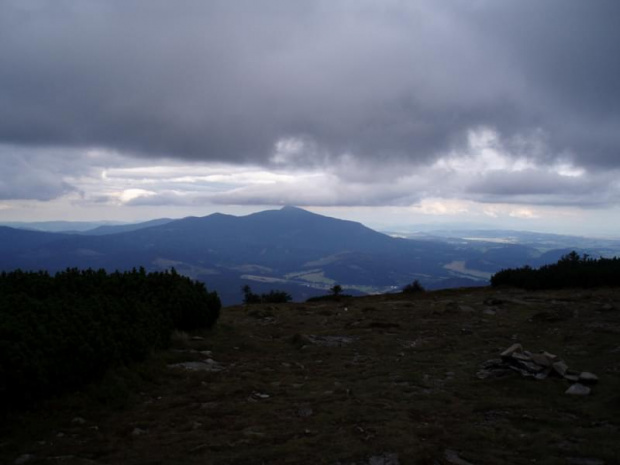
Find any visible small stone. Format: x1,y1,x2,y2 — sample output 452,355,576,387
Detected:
368,453,400,465
535,368,552,380
600,303,615,312
56,432,65,438
192,421,202,430
578,372,599,384
565,383,591,396
14,454,35,465
541,351,558,360
131,427,147,436
297,407,313,418
482,308,496,316
191,336,205,341
71,417,86,425
444,449,475,465
501,343,523,358
567,457,605,465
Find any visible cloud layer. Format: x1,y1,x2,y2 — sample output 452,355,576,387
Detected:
0,0,619,228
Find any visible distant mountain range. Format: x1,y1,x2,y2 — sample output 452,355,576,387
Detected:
1,207,619,304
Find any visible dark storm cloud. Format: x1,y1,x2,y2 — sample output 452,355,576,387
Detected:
0,0,619,172
465,170,620,207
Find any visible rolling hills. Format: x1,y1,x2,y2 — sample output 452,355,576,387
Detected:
1,207,618,305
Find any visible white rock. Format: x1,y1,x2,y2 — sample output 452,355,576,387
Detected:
565,383,591,396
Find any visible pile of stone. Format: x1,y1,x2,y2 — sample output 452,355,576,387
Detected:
477,343,598,395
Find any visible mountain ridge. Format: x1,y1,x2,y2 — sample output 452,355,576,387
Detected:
1,207,617,304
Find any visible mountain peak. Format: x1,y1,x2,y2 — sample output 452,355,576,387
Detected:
279,205,307,213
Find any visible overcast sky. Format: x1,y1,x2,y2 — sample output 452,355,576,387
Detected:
1,0,619,236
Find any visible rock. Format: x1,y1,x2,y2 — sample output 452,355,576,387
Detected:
530,353,553,367
71,417,87,425
200,402,219,409
565,383,591,396
168,360,224,372
248,391,270,401
511,351,532,362
566,457,605,465
14,454,35,465
534,368,552,380
476,367,514,379
301,334,356,347
552,360,569,376
368,453,400,465
500,343,523,358
482,308,496,316
297,406,313,418
541,350,558,360
444,449,475,465
459,305,476,314
131,427,147,436
515,360,545,373
600,303,616,312
564,370,581,382
579,372,599,384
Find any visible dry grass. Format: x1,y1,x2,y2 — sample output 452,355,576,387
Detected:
1,287,619,464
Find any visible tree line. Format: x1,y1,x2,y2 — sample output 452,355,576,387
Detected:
490,251,620,290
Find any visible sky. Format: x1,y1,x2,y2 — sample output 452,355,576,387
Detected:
1,0,619,236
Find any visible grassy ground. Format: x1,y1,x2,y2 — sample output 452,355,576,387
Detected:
1,287,619,464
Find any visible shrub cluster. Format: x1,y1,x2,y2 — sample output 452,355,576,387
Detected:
0,267,220,411
241,285,292,304
402,279,425,294
490,251,620,290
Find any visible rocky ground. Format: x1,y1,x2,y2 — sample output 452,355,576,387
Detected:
2,287,620,465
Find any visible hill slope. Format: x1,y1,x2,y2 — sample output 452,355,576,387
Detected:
2,287,619,464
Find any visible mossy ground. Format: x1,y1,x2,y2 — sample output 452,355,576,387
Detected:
2,287,619,464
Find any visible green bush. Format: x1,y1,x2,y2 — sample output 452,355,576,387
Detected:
402,279,425,293
242,285,292,304
0,268,220,411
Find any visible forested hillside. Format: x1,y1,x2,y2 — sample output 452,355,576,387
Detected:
491,251,620,289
